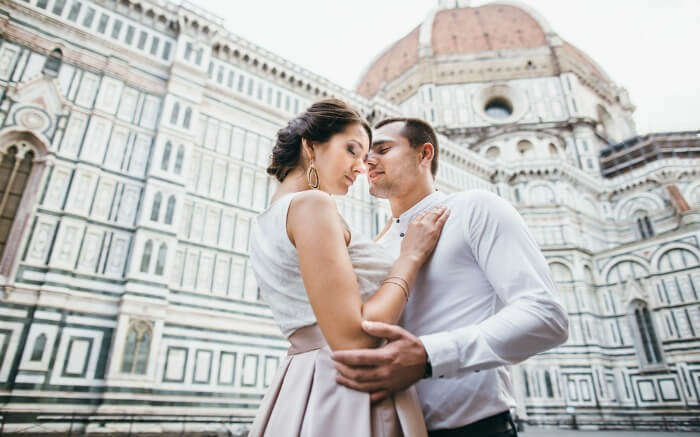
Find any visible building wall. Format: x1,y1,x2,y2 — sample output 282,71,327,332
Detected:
0,0,698,433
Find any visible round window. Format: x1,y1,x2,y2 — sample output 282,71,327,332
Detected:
486,146,501,159
484,97,513,119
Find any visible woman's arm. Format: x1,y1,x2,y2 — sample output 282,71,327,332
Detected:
373,217,393,242
288,190,447,351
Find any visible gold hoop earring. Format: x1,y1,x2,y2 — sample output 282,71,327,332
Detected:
307,161,320,189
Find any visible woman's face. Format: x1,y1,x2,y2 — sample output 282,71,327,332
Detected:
311,122,370,195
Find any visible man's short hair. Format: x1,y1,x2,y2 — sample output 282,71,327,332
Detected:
375,117,439,177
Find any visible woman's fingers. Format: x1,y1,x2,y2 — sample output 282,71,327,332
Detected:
436,208,450,226
411,209,429,224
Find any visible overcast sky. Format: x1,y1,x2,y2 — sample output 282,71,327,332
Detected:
202,0,699,135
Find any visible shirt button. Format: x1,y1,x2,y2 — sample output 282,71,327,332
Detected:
400,233,405,237
396,218,400,223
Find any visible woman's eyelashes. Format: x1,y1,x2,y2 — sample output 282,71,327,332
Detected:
347,145,357,156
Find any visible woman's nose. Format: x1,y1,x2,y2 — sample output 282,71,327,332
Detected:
355,160,367,174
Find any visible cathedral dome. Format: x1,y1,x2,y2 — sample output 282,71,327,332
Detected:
356,1,611,100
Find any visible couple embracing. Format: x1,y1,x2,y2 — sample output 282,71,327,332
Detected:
248,99,569,437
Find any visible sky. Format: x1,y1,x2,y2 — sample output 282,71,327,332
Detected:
200,0,699,135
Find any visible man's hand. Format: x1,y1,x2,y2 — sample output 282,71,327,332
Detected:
332,321,427,403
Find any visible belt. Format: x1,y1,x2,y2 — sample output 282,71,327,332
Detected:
428,411,514,437
287,323,327,355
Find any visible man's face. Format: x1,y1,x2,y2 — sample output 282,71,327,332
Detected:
366,122,422,199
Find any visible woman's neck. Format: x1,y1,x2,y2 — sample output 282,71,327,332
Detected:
271,168,312,203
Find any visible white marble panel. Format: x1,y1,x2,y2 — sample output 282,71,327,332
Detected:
95,77,123,114
75,72,99,108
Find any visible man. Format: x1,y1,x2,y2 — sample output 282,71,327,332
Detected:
333,118,569,437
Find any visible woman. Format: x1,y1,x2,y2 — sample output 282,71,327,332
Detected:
248,99,449,436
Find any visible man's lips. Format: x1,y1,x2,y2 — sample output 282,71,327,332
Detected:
368,171,384,181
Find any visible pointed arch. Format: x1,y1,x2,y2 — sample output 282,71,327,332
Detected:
655,246,700,273
43,48,63,76
174,145,185,175
165,195,176,225
183,107,192,129
150,192,162,221
628,299,663,367
155,243,167,276
0,129,50,279
548,261,573,283
170,102,180,125
121,320,152,374
140,239,153,273
30,333,47,361
161,141,172,171
601,255,650,285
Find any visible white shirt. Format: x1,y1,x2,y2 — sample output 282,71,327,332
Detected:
378,190,569,431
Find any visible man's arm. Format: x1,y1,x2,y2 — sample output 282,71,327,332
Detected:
334,191,568,395
421,190,569,377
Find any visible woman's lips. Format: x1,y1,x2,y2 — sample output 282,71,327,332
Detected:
345,175,355,185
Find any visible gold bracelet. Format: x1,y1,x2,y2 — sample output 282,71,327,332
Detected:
384,276,409,290
382,279,410,301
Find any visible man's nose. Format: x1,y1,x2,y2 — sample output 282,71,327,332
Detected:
365,153,377,169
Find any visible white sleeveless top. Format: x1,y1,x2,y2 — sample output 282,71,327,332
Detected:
250,192,393,336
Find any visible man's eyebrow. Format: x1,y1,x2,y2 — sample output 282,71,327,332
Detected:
371,139,391,149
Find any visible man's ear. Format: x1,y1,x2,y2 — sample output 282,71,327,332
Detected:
419,143,435,170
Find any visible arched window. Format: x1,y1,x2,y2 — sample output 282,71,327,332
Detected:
170,102,180,125
160,141,172,171
140,240,152,273
597,104,618,143
165,195,176,225
155,243,167,276
658,248,699,272
0,146,35,261
544,370,554,398
121,320,152,374
30,333,47,361
629,300,663,367
183,107,192,129
150,192,162,221
486,146,500,159
635,215,654,240
517,140,534,157
549,262,573,283
174,145,185,175
43,48,63,76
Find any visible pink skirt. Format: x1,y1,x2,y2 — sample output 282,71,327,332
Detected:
248,324,427,437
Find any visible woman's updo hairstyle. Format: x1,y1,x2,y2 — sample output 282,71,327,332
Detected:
267,98,372,182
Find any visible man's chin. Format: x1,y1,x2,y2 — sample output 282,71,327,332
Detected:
369,184,390,199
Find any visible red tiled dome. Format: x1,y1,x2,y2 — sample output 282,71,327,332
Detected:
356,3,606,98
430,4,546,56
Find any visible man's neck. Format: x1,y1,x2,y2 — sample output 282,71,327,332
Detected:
389,183,435,218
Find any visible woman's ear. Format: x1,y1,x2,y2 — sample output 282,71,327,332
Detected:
301,138,315,163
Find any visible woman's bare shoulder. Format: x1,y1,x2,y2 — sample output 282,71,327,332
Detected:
289,190,336,216
287,191,344,245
